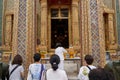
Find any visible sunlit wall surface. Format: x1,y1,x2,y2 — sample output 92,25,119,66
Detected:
0,0,3,46
116,0,120,44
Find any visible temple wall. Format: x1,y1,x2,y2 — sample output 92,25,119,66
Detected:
1,0,15,50
36,0,41,40
89,0,104,66
103,0,113,9
81,0,106,66
5,0,14,14
0,0,3,46
0,0,119,67
116,0,120,45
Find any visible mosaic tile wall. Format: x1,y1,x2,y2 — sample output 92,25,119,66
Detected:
89,0,100,66
6,0,14,12
116,0,120,45
103,0,113,9
17,0,27,59
0,0,3,46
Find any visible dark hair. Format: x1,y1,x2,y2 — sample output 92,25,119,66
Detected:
12,54,23,65
55,43,62,48
50,54,60,71
84,55,94,65
33,53,41,62
89,67,115,80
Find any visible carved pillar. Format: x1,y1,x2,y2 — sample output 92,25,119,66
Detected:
72,0,80,50
13,0,35,78
4,15,12,50
98,0,106,67
107,13,117,60
26,0,36,62
12,0,19,55
13,0,28,76
81,0,90,65
40,0,47,50
108,14,115,46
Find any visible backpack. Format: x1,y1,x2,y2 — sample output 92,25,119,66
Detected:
1,62,9,80
40,64,45,80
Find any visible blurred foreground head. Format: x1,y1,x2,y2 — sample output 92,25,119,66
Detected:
89,67,115,80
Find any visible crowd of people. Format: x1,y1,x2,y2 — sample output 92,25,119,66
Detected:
0,43,119,80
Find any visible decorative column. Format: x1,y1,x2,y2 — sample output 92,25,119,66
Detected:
108,14,115,44
116,0,120,45
13,0,35,78
81,0,90,65
26,0,36,63
40,0,47,51
4,15,12,50
89,0,102,66
98,0,106,67
0,0,3,47
13,0,19,55
108,14,117,50
72,0,80,50
82,0,91,55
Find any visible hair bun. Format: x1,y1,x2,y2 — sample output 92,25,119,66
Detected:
53,62,56,64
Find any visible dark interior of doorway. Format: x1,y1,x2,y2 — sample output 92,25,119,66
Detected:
51,19,69,48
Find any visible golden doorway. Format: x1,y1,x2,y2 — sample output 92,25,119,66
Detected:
51,19,69,48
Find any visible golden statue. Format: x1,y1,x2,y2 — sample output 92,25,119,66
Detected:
69,45,75,58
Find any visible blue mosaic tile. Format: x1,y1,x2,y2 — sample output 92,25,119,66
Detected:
17,0,27,56
90,0,100,66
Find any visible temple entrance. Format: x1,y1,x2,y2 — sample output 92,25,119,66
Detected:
51,19,69,48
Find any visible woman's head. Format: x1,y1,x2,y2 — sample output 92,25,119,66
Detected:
12,54,23,65
33,53,41,62
50,54,60,71
84,54,94,65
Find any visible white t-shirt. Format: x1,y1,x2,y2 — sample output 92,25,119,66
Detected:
78,65,96,80
9,64,24,80
27,63,45,80
46,68,68,80
55,47,67,60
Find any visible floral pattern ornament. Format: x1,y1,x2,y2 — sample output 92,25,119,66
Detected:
82,67,88,76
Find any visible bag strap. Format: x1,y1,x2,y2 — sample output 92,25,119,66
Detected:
40,64,44,80
9,65,19,77
86,65,92,71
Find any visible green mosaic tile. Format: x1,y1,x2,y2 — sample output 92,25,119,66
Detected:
0,0,3,46
116,0,120,44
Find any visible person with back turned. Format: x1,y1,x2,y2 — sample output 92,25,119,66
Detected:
46,54,68,80
55,43,67,70
78,54,96,80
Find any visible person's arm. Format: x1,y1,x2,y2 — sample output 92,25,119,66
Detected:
62,47,67,53
20,66,24,79
21,71,24,78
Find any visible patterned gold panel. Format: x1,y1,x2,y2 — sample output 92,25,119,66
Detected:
81,0,90,56
89,0,101,66
12,0,19,55
26,0,35,64
6,0,14,13
13,0,35,77
103,0,113,9
17,0,27,62
97,0,106,67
